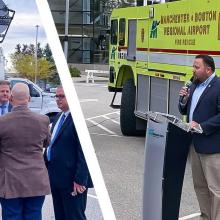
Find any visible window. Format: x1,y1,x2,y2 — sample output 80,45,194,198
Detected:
49,0,109,64
29,85,40,97
69,12,83,25
83,51,91,63
111,20,118,45
119,19,126,46
83,25,93,37
10,80,28,88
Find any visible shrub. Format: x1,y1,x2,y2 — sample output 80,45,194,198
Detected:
69,66,81,77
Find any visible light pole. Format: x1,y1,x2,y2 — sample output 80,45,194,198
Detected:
64,0,69,59
34,25,39,84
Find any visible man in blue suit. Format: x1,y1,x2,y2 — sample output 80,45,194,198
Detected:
0,80,12,115
45,86,93,220
179,54,220,220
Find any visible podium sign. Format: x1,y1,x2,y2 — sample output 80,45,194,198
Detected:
143,112,192,220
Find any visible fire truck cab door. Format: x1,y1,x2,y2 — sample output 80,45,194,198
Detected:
127,19,137,61
136,19,149,68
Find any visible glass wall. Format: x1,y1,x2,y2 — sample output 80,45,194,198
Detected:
48,0,109,64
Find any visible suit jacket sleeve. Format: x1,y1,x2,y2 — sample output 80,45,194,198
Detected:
43,117,51,148
178,101,188,115
73,125,89,186
200,94,220,135
44,126,51,148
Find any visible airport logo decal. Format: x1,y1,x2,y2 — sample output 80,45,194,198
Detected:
111,47,116,59
150,20,160,38
147,128,164,138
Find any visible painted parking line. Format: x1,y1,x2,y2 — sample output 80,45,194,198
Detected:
80,99,98,103
102,115,120,124
179,212,201,220
86,112,120,135
87,119,116,135
86,111,120,120
90,132,123,138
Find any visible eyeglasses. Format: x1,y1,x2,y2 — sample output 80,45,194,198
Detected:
55,95,65,99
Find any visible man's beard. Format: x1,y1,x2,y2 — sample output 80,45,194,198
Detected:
192,75,202,85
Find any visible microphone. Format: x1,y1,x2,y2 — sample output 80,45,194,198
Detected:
179,80,192,103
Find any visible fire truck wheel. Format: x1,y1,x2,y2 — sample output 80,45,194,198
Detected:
120,78,137,136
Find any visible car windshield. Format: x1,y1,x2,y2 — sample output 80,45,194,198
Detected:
10,79,43,93
29,81,43,93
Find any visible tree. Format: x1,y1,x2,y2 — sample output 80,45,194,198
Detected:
15,44,21,54
10,43,55,82
37,58,54,80
37,43,44,58
43,43,54,62
10,54,34,79
10,53,53,82
14,43,45,58
43,43,59,84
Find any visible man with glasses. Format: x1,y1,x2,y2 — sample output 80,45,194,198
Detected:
0,80,12,116
45,86,93,220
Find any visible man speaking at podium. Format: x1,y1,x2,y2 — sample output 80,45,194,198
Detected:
179,54,220,220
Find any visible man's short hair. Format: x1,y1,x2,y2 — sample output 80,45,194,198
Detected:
0,80,10,87
195,54,215,72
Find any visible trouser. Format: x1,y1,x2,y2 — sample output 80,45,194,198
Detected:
190,145,220,220
51,187,87,220
0,196,45,220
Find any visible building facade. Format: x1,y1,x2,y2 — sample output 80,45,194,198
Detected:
48,0,110,65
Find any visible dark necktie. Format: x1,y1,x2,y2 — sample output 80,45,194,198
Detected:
47,114,66,161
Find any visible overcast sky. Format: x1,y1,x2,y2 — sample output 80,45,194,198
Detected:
2,0,47,67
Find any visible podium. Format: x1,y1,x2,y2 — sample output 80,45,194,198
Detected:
143,112,201,220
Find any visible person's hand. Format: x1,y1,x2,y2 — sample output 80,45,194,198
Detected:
71,182,86,196
179,86,190,103
190,121,199,128
190,121,202,133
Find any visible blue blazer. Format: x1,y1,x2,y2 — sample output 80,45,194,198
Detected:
45,113,93,189
179,76,220,153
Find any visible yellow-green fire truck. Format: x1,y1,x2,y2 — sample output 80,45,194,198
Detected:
108,0,220,136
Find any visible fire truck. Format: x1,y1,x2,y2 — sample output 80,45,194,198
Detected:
108,0,220,135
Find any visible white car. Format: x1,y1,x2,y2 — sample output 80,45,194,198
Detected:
8,78,60,122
